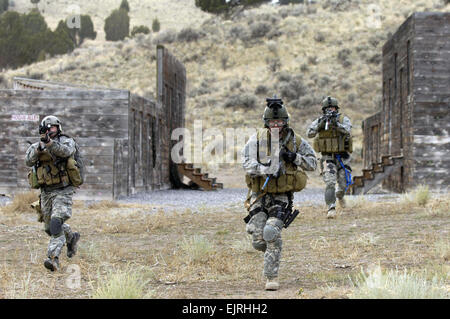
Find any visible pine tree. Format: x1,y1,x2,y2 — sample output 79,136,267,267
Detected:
152,18,160,32
120,0,130,12
104,8,130,41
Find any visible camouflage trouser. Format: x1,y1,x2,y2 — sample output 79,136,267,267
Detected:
246,192,289,279
40,186,75,258
321,153,351,209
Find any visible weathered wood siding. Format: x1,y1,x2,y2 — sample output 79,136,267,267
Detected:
126,94,168,196
157,45,186,188
0,89,129,199
380,14,415,192
411,12,450,190
362,112,382,169
362,12,450,192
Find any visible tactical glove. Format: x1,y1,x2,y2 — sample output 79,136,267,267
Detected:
40,132,50,143
318,117,326,129
280,148,297,163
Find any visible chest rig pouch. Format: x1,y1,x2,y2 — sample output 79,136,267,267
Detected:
313,115,353,153
245,128,308,194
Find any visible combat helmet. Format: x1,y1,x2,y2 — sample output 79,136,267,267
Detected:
40,115,62,134
263,96,290,128
321,96,339,113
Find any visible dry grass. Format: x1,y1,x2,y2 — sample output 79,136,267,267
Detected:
91,265,155,299
1,191,39,214
0,191,448,298
350,265,449,299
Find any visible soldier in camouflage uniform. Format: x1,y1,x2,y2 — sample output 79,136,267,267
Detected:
307,97,353,219
25,116,81,271
242,97,317,290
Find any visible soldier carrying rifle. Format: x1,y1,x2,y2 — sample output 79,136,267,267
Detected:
307,96,353,219
25,115,83,271
241,96,317,291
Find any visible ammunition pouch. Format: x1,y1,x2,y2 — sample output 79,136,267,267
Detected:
29,151,81,189
66,157,82,187
313,135,352,153
313,114,353,154
246,170,307,194
28,167,40,189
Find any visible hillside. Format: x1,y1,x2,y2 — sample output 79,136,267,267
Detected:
2,0,449,180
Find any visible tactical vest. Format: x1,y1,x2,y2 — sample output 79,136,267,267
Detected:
245,128,307,194
313,114,353,154
28,137,83,189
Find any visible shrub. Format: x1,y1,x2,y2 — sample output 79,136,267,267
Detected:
255,84,268,95
250,21,271,38
152,18,160,32
104,8,130,41
153,29,176,44
229,79,241,91
228,24,250,42
368,53,381,65
177,27,204,42
277,74,307,100
131,25,150,37
337,48,352,67
308,55,318,65
224,93,257,108
314,31,325,42
266,57,281,72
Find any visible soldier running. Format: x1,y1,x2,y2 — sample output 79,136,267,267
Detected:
307,96,353,219
242,96,317,290
25,116,81,271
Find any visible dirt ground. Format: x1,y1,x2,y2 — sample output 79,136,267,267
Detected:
0,185,448,299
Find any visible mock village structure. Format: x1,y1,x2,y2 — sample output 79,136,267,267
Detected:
0,46,221,199
352,12,450,194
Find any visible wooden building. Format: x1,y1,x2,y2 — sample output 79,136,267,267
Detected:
352,12,450,194
0,46,220,199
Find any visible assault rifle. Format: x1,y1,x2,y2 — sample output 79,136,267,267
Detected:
320,110,340,131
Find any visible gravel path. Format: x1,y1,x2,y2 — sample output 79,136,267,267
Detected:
0,188,404,210
118,188,403,211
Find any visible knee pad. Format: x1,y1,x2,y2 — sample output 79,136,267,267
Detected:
263,224,280,242
325,187,336,205
252,240,267,252
336,190,344,200
50,217,63,236
44,229,51,236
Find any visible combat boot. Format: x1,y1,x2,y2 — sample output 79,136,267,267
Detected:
265,278,279,291
44,257,60,272
327,207,337,219
67,232,80,258
338,197,346,208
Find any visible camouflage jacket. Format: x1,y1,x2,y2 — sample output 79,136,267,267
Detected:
241,128,317,177
25,135,76,168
